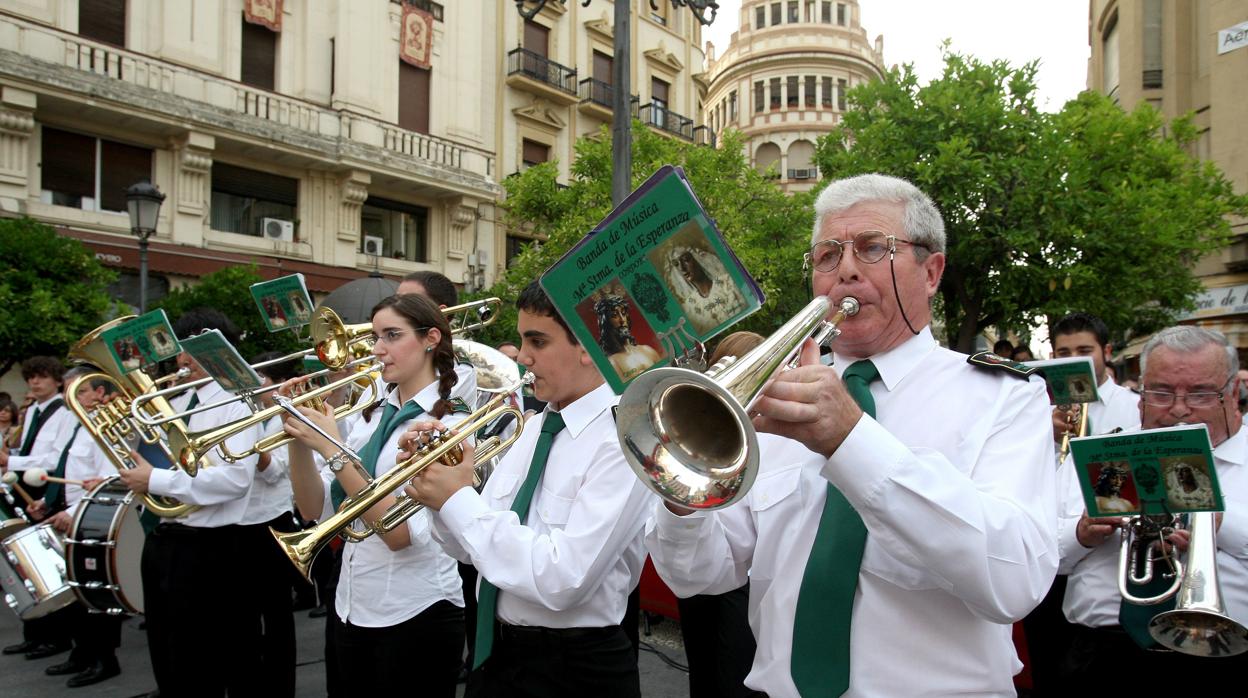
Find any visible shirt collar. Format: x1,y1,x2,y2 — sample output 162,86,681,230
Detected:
831,326,937,392
34,395,62,410
1215,424,1247,467
384,374,444,414
547,381,614,439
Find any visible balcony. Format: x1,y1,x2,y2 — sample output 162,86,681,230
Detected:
506,47,579,106
637,102,694,141
577,78,614,119
0,13,496,189
692,126,716,147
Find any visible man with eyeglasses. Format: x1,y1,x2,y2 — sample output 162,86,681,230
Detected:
646,173,1057,696
1055,325,1248,691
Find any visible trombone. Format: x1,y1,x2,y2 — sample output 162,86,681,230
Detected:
444,297,501,336
615,295,859,510
270,375,530,581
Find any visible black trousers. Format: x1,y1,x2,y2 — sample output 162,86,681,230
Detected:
1056,623,1248,693
677,584,764,698
66,605,122,666
480,623,641,698
329,599,464,695
1021,574,1073,696
142,523,264,698
234,514,298,698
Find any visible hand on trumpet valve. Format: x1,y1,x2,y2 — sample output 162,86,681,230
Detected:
401,420,476,512
749,338,863,459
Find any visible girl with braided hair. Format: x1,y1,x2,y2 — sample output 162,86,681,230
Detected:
281,292,469,694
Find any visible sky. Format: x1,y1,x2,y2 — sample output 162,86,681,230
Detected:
703,0,1092,113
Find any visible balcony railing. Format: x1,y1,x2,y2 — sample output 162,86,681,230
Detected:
0,13,494,180
637,102,694,141
692,125,716,147
578,77,614,109
506,47,577,96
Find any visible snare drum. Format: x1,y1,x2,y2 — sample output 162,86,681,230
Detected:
0,523,74,619
66,477,144,615
0,483,29,541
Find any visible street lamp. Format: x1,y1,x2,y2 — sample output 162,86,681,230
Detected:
126,180,165,314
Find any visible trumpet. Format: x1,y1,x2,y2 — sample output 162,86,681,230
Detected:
64,372,198,518
1057,402,1089,463
270,376,530,581
616,295,859,510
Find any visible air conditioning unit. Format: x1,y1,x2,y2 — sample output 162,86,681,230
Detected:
363,235,385,256
791,168,816,180
262,218,295,242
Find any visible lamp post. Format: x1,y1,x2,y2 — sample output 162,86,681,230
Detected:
514,1,718,206
126,181,165,314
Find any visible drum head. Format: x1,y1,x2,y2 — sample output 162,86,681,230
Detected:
111,495,145,614
2,525,73,619
0,518,26,542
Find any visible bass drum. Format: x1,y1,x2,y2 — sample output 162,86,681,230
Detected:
1,523,74,619
0,483,29,541
66,478,144,615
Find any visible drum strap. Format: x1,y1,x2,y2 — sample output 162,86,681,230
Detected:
18,399,63,457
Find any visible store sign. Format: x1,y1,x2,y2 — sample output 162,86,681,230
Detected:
1183,282,1248,319
1219,21,1248,55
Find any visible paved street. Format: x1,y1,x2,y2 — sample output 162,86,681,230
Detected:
0,605,690,697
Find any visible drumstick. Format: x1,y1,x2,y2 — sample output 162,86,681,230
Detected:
22,467,85,488
1,472,36,506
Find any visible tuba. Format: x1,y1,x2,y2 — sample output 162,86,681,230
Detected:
1119,511,1248,656
615,295,859,510
270,377,529,581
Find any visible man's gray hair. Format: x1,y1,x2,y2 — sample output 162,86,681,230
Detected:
811,173,947,254
63,365,114,394
1140,325,1239,384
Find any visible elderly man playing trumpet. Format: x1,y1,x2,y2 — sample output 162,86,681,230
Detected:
645,173,1058,697
1056,326,1248,691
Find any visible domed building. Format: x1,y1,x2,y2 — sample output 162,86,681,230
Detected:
704,0,885,192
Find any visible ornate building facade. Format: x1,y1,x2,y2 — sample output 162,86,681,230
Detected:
703,0,884,193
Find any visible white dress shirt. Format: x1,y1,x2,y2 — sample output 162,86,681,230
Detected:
7,395,76,472
62,426,116,516
433,382,650,629
147,380,261,528
646,328,1058,698
240,417,294,525
321,379,466,628
1087,378,1140,436
1059,426,1248,628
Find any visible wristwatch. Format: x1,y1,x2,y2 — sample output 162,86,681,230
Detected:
325,450,351,473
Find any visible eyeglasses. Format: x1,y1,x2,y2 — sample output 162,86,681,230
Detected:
803,231,929,273
1140,378,1232,409
374,327,430,345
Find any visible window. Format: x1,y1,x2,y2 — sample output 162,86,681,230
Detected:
522,139,550,168
505,235,529,267
361,197,427,262
1142,0,1162,88
651,77,670,109
821,1,832,23
78,0,126,47
771,2,781,26
837,78,848,111
754,81,764,113
836,2,847,25
650,0,669,25
593,50,613,83
769,77,781,110
41,127,152,213
805,76,816,107
729,90,738,121
241,16,277,90
210,163,297,237
787,76,799,108
788,1,799,23
822,76,832,107
1102,12,1119,98
399,62,431,134
756,6,766,29
524,19,549,57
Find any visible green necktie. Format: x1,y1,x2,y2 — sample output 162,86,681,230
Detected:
791,359,877,697
43,424,82,510
473,410,566,670
331,400,424,511
19,405,44,456
185,391,199,411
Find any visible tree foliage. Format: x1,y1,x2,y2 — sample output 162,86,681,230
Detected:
471,125,814,348
154,265,303,362
814,51,1248,351
0,217,116,375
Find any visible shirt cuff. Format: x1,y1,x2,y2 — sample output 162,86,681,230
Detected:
147,468,179,498
436,486,490,536
821,414,904,508
646,497,713,539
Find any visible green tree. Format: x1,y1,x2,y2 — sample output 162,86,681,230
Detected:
0,217,116,374
814,51,1248,351
154,265,303,361
471,125,814,348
